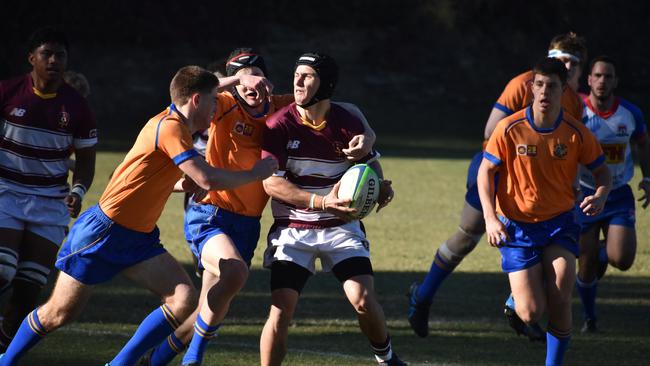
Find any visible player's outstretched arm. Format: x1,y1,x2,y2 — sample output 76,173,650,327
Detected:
483,108,508,140
580,164,612,216
477,157,508,247
179,155,277,191
65,146,96,218
217,74,273,98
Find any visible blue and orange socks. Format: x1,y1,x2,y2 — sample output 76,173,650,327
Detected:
149,332,186,366
109,304,179,366
370,334,393,363
1,309,47,365
546,326,571,366
181,314,220,365
576,277,598,321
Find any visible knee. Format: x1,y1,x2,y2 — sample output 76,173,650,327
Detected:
167,283,198,319
0,249,19,287
349,292,379,315
515,302,544,324
268,305,294,330
218,259,249,294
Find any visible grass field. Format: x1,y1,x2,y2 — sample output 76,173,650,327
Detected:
17,151,650,365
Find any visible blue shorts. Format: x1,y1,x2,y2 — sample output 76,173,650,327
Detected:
576,184,636,232
184,204,261,268
498,211,580,273
464,151,498,211
55,205,166,285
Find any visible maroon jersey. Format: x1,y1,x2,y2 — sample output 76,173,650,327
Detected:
262,102,377,229
0,73,97,197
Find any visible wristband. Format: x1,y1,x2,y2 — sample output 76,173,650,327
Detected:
309,193,316,209
70,183,87,200
321,196,327,211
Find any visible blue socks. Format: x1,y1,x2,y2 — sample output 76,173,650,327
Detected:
576,277,598,321
149,332,186,366
546,327,571,366
181,314,220,365
416,252,453,303
0,309,47,365
109,305,179,366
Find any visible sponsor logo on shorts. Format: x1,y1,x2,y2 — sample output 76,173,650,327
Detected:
516,144,537,156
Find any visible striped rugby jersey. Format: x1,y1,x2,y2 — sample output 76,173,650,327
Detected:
0,74,97,198
579,97,647,190
262,102,377,229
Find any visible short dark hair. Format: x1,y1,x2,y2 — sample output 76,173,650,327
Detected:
27,27,69,53
533,58,568,86
589,55,617,75
169,66,219,105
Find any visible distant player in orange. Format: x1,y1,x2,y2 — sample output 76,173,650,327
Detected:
142,49,376,366
478,58,611,366
407,32,588,340
0,66,277,366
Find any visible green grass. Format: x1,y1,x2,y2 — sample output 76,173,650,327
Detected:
19,152,650,365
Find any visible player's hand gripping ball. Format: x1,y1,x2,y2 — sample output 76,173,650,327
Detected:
337,164,380,219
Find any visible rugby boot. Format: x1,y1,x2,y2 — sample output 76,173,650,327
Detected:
406,282,431,338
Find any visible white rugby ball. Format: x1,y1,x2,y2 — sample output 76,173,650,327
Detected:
337,164,380,219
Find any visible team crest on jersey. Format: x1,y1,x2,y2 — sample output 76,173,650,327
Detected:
233,121,254,136
516,144,537,156
333,141,346,157
553,143,568,159
59,105,70,129
617,124,629,137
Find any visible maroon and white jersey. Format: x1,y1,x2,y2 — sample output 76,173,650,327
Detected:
0,74,97,198
262,102,377,229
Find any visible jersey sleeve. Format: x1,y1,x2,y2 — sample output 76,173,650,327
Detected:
483,121,507,165
579,128,606,170
261,119,288,174
156,119,198,165
72,100,98,149
621,99,648,142
495,75,528,116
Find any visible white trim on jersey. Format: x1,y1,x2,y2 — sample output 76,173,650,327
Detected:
286,157,349,178
0,152,68,175
3,120,73,150
73,137,98,149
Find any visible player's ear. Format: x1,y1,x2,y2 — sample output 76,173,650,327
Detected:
28,52,36,67
190,92,201,108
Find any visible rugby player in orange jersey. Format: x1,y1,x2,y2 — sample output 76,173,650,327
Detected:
142,49,376,366
407,32,588,340
0,65,277,366
478,58,611,366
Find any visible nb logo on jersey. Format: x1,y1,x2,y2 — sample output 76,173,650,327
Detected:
516,144,537,157
287,140,301,149
617,124,629,137
233,121,254,136
9,108,26,117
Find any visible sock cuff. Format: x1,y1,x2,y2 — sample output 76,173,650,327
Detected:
160,304,180,329
168,332,186,353
370,334,391,354
547,324,572,338
27,309,47,337
194,314,220,339
576,276,598,288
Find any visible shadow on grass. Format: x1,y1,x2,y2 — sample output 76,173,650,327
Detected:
23,268,650,365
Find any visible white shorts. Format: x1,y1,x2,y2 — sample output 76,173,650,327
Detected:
264,221,370,273
0,189,69,246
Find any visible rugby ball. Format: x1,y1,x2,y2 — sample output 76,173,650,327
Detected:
337,164,380,219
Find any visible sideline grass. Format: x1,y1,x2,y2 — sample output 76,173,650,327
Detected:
20,152,650,365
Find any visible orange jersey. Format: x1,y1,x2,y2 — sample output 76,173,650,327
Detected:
201,92,294,217
484,107,605,223
100,106,198,232
495,70,583,121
